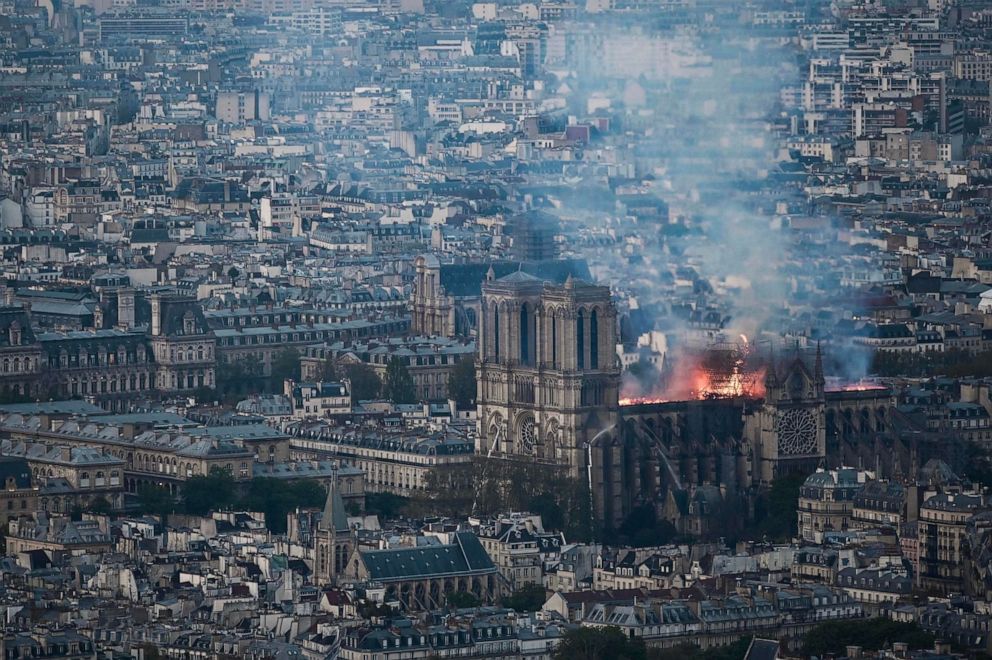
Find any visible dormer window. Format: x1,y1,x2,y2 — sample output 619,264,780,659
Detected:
9,321,21,346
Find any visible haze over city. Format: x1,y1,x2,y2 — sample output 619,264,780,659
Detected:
2,0,992,658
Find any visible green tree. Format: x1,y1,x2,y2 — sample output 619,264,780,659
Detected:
271,347,301,387
239,478,327,534
647,637,753,660
182,467,237,516
320,357,339,382
364,492,409,519
527,492,565,532
618,504,678,547
417,457,593,541
136,484,175,518
751,472,807,541
88,496,114,515
801,619,933,657
343,363,382,402
502,583,547,612
447,357,477,408
445,590,481,608
216,357,264,400
384,357,417,404
554,626,647,660
227,266,240,280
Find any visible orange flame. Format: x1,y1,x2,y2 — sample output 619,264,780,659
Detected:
621,341,766,405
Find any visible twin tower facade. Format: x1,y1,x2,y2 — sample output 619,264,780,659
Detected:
474,269,626,524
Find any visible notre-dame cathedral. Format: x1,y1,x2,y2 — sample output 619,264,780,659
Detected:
475,269,625,523
409,256,933,532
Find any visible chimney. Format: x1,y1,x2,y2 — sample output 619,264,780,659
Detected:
892,642,909,657
845,646,862,659
934,641,951,655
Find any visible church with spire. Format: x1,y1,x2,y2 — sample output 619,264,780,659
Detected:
313,479,353,585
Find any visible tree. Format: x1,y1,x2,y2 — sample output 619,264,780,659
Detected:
618,504,678,547
554,626,647,660
447,357,476,408
343,363,382,402
417,458,593,541
801,618,934,657
751,472,807,541
240,478,327,534
216,357,264,400
88,496,114,515
320,357,339,382
445,590,481,609
182,467,237,516
647,637,753,660
384,357,417,404
227,266,240,280
364,492,409,519
502,583,547,613
271,347,301,387
527,492,565,532
136,484,175,518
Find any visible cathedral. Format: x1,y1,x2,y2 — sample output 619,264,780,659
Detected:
475,269,624,523
471,267,907,531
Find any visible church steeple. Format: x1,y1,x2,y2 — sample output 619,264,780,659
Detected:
765,343,779,390
320,477,349,534
314,476,354,585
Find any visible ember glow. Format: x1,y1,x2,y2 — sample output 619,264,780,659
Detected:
621,337,766,405
824,378,887,393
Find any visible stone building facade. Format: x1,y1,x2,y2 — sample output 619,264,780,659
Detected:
476,271,622,523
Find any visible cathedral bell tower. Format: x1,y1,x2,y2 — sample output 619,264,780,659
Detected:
750,345,826,483
476,271,624,526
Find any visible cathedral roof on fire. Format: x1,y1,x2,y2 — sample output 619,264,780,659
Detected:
437,259,590,297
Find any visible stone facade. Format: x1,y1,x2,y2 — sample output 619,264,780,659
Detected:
476,271,622,523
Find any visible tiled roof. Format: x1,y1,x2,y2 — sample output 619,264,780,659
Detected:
360,532,495,582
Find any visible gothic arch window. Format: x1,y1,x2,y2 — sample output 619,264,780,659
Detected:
576,309,585,369
551,311,558,367
590,309,599,369
487,413,504,451
493,305,500,362
545,419,560,460
519,304,530,365
859,408,871,433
